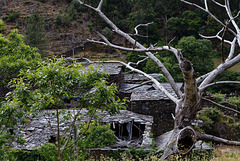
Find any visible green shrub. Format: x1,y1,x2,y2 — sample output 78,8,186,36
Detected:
83,124,116,148
55,14,62,25
227,96,240,110
14,149,40,161
37,143,58,161
212,93,226,104
102,27,113,42
200,107,223,123
6,11,20,22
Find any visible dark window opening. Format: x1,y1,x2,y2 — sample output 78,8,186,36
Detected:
110,121,145,143
142,102,146,110
49,135,56,144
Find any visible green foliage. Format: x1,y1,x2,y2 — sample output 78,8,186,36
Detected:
11,58,125,113
5,10,20,22
176,36,215,76
207,71,240,94
227,96,240,110
79,124,116,149
168,10,206,38
37,143,58,161
25,13,47,54
143,52,183,81
212,93,226,104
14,150,40,161
0,19,4,29
102,27,113,42
55,14,62,25
198,107,237,132
200,107,223,123
0,20,41,97
9,58,125,160
13,143,57,161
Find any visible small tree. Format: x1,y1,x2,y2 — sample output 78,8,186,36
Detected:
0,19,41,98
25,13,47,56
10,58,125,161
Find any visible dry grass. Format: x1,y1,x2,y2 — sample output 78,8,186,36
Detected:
213,58,240,72
210,145,240,161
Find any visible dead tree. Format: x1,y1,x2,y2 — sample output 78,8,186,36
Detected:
77,0,240,159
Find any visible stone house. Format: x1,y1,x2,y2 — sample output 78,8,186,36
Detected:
12,109,153,150
118,79,182,137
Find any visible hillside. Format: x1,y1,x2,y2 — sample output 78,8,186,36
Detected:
0,0,100,56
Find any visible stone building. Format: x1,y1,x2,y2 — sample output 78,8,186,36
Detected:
118,80,182,137
12,109,153,150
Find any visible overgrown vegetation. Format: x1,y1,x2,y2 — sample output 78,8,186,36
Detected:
25,13,47,57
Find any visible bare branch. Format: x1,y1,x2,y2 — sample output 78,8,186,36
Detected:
221,21,230,62
204,0,209,11
181,0,237,36
134,22,154,36
197,132,240,145
123,80,153,91
90,60,179,103
128,56,149,66
232,11,240,20
91,32,182,63
212,0,225,8
77,0,96,10
79,1,182,98
226,37,237,62
200,81,240,92
199,53,240,87
199,27,233,45
97,0,104,11
202,97,240,114
196,73,210,84
225,0,240,33
88,37,181,53
168,36,176,49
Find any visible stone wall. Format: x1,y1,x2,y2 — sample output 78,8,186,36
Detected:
131,100,175,137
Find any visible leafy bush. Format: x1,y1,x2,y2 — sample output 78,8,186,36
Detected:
37,143,58,161
212,93,226,104
82,124,116,148
200,107,223,123
227,96,240,110
6,11,20,22
55,14,62,25
102,27,113,42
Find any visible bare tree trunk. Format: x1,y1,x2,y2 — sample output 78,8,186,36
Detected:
160,59,200,160
56,108,62,161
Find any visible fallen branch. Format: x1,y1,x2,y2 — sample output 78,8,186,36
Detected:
202,97,240,114
197,132,240,145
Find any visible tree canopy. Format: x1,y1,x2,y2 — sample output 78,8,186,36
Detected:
0,19,41,98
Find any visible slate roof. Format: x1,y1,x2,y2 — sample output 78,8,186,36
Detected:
124,73,163,82
82,63,123,75
12,109,153,150
119,83,156,94
130,83,182,101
